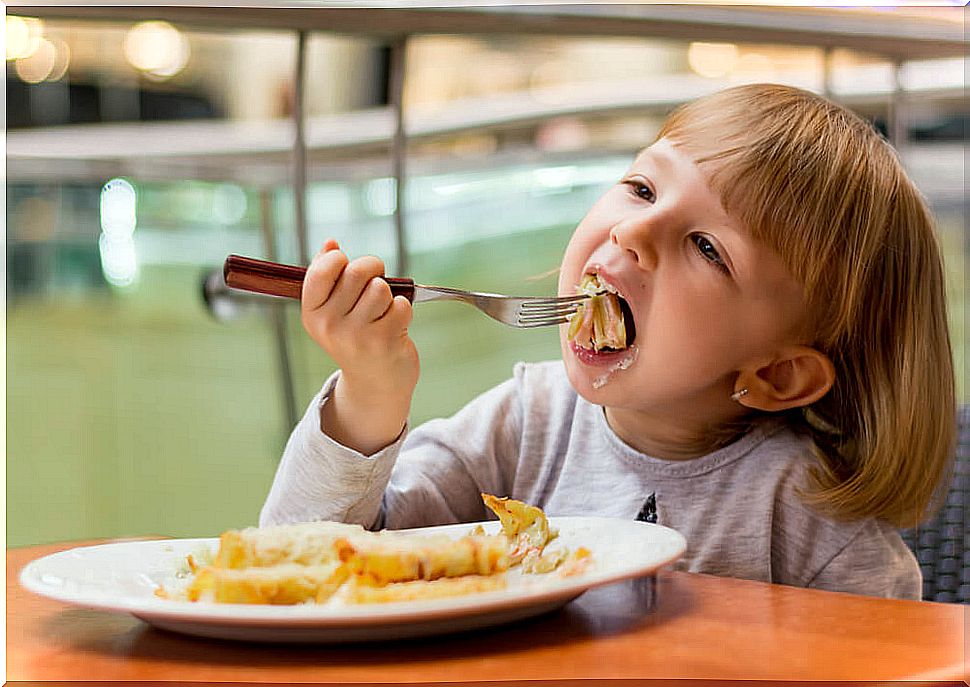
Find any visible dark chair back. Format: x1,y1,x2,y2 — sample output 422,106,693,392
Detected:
900,405,969,603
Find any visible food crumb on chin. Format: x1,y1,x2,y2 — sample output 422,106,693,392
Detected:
592,348,638,389
566,274,631,351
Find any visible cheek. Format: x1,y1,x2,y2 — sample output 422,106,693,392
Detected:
558,242,585,293
559,216,612,291
645,285,747,365
648,290,784,374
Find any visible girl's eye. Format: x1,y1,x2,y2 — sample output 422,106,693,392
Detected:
625,179,656,203
690,233,730,274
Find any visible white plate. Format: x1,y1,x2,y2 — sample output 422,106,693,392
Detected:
20,516,685,643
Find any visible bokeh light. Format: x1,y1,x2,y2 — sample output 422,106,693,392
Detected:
47,38,71,81
6,16,44,60
687,42,739,79
13,37,57,83
731,53,778,83
123,21,190,79
99,178,139,287
100,178,137,238
98,233,140,287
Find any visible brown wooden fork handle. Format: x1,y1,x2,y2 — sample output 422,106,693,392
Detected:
223,254,416,302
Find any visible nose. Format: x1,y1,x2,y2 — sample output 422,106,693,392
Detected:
609,219,658,271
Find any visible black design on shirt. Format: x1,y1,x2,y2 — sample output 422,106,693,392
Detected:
635,493,658,523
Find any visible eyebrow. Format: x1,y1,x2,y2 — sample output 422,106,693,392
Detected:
655,146,752,246
632,146,672,176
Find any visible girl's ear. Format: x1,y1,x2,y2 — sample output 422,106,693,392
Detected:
734,346,835,412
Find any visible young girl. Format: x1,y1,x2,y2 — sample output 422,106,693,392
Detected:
260,83,955,599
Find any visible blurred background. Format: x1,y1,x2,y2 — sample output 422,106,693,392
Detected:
6,4,966,548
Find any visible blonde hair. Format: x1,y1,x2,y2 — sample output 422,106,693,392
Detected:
658,84,955,528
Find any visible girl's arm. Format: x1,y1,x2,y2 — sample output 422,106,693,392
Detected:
379,375,524,529
259,371,523,530
804,521,922,599
302,240,419,457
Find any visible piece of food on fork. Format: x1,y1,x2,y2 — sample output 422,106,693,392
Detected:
566,273,636,351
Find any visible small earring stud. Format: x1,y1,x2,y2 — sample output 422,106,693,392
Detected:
730,388,749,403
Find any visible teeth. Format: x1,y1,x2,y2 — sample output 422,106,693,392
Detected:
576,274,607,297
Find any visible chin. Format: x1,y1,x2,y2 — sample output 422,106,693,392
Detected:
563,363,602,403
561,342,637,404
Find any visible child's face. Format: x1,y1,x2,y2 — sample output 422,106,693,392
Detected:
558,138,808,433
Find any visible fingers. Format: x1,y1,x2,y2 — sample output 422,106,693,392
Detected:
350,283,413,331
350,276,395,323
302,244,348,311
300,242,418,407
383,294,414,331
327,255,386,316
302,243,406,326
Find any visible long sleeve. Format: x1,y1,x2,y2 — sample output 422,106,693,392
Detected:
380,373,523,529
260,369,524,530
258,372,402,529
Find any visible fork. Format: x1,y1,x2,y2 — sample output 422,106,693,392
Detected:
223,255,588,328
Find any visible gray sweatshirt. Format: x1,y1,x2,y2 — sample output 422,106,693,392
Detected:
261,360,920,599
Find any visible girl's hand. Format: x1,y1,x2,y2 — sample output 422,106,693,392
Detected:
302,239,419,455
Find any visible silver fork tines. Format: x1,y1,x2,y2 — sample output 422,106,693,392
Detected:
413,286,588,329
515,295,587,327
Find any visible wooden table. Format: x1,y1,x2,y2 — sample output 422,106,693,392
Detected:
8,539,967,685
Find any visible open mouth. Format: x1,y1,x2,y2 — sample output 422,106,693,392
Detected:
565,273,636,352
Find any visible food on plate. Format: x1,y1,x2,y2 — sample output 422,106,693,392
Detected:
349,532,510,585
157,494,591,605
212,519,508,584
480,495,592,576
481,493,553,564
186,562,350,604
215,520,364,569
566,273,635,350
521,546,591,576
343,574,507,604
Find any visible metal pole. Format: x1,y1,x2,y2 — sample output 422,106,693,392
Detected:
260,189,299,435
888,59,906,150
821,47,834,99
388,36,409,276
293,30,310,264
